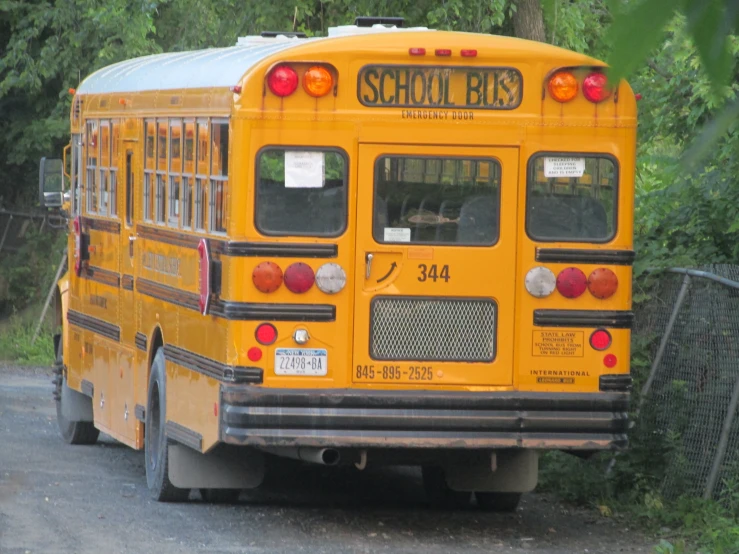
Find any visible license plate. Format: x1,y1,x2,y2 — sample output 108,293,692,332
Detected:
274,348,328,376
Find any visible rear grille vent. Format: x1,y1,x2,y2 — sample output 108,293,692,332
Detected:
370,297,496,361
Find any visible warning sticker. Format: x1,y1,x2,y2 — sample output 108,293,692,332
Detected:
544,157,585,178
532,331,584,357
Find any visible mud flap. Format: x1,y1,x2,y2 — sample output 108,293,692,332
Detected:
168,444,265,489
61,380,94,422
444,450,539,493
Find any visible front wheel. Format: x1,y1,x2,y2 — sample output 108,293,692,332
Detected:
53,337,99,445
145,348,189,502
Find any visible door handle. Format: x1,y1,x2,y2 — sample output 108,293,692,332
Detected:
128,235,137,257
365,253,373,279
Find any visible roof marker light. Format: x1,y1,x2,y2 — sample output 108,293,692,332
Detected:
303,66,334,97
460,49,477,57
409,47,426,56
230,85,242,94
435,49,452,57
583,72,611,103
548,71,578,103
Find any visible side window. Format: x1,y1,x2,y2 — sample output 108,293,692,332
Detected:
85,120,98,214
125,151,134,227
99,121,110,215
155,120,167,224
209,121,228,233
194,119,209,232
168,119,182,227
71,133,81,217
182,121,195,229
526,154,617,242
256,148,347,237
144,120,155,221
110,120,119,217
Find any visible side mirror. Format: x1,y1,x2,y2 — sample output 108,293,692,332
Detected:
39,157,64,208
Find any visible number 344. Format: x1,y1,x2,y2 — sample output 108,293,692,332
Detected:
418,264,450,283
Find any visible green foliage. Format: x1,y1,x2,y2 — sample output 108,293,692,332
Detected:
0,316,55,364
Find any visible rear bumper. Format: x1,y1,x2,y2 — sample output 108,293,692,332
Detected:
220,387,630,451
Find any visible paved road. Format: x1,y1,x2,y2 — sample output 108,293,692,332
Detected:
0,366,653,554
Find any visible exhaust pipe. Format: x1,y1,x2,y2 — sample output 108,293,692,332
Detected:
260,447,340,466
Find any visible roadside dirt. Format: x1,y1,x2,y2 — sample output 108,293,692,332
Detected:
0,364,655,554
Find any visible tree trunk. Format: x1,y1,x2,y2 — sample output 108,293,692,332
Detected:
512,0,546,42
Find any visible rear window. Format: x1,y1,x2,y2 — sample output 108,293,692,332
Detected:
527,154,617,242
256,148,347,237
374,156,501,245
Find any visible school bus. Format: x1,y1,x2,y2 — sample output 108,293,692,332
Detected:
40,17,635,509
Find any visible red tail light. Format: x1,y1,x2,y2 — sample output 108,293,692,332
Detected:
255,323,277,345
582,72,611,103
267,64,298,97
589,329,612,351
556,267,587,298
252,261,283,293
588,268,618,299
435,49,452,57
284,262,315,294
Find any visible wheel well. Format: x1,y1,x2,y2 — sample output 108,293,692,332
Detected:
53,287,63,331
149,327,163,370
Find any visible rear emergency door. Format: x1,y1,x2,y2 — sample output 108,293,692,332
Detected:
353,144,519,386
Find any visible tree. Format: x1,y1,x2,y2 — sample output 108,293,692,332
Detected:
513,0,547,42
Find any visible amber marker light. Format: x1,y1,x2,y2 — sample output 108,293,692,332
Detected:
588,267,618,299
548,71,578,102
303,66,334,97
252,261,283,293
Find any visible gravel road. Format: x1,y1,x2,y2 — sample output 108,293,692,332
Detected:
0,365,654,554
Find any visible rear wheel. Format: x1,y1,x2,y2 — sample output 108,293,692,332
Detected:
422,466,472,509
200,488,241,504
475,492,521,512
53,336,99,445
145,348,189,502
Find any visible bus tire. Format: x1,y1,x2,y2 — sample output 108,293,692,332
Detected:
54,336,99,445
422,466,472,509
475,492,521,512
145,348,189,502
200,488,241,504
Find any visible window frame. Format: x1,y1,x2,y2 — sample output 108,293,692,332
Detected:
208,119,229,234
372,154,502,247
254,145,349,238
525,151,619,244
194,118,210,233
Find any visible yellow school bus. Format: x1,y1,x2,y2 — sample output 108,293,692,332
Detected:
41,17,635,509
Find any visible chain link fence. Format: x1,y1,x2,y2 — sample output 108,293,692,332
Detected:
637,265,739,502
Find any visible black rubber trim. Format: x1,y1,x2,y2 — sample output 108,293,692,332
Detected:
82,217,121,235
165,420,202,451
220,387,629,450
534,310,634,329
134,404,146,422
80,379,94,398
212,301,336,322
535,248,636,265
137,224,337,258
163,344,263,384
137,279,200,311
81,265,120,288
67,310,121,342
134,332,147,352
600,374,633,392
121,274,134,291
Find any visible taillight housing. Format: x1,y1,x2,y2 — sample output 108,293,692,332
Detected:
548,71,578,102
255,323,277,345
284,262,315,294
267,64,299,97
588,268,618,299
582,72,611,103
589,329,612,351
556,267,588,298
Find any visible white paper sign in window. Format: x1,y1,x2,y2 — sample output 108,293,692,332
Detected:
543,157,586,178
384,227,411,242
285,151,325,188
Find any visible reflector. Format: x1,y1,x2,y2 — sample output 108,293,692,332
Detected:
603,353,618,368
247,347,263,362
